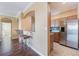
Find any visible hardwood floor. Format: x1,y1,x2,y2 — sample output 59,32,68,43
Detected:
0,39,39,56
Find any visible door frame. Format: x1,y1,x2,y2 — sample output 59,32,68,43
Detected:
48,7,52,55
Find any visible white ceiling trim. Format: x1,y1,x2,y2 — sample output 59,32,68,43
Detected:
23,2,35,12
16,2,35,17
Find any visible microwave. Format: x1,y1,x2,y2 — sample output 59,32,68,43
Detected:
50,27,60,32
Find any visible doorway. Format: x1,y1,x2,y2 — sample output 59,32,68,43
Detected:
48,2,79,56
1,22,12,52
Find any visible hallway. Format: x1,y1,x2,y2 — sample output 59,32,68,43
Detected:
0,39,39,56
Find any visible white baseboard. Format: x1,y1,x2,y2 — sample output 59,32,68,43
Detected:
28,45,44,56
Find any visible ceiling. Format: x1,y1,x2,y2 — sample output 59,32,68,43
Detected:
49,2,78,16
0,2,78,17
0,2,30,17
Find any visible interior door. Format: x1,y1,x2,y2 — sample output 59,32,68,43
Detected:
2,22,11,52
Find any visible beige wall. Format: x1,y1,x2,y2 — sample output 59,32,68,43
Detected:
77,4,79,19
20,2,48,55
21,16,32,31
12,18,18,39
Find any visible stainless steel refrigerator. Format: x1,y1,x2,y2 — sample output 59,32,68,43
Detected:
60,19,79,49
